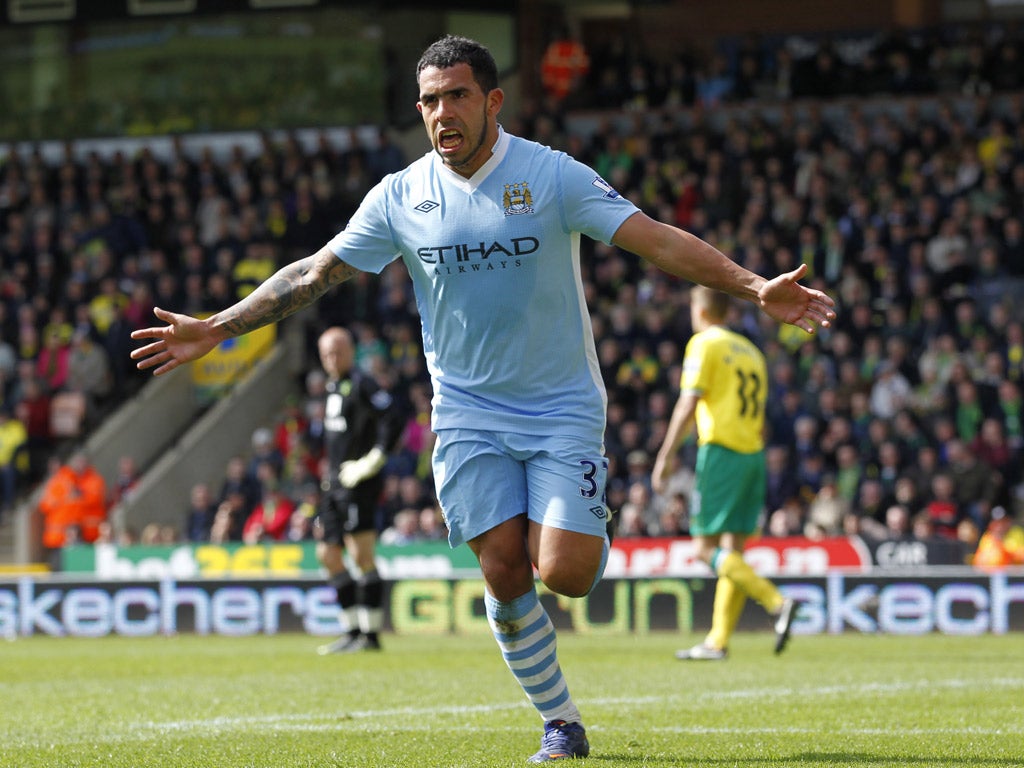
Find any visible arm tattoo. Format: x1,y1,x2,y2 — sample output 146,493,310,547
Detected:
219,251,361,337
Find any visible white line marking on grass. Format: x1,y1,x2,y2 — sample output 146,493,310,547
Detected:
11,677,1023,749
645,725,1024,736
131,721,1024,738
133,676,1024,736
590,675,1024,707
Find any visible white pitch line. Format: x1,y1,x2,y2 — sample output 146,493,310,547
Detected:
7,677,1024,749
132,676,1024,736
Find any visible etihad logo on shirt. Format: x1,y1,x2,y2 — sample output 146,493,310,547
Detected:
416,237,539,275
503,182,534,216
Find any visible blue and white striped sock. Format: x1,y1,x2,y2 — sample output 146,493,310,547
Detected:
485,589,582,725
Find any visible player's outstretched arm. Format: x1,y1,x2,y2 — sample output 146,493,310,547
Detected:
131,247,361,376
612,212,835,333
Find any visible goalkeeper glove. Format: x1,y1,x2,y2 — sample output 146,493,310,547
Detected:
338,446,386,488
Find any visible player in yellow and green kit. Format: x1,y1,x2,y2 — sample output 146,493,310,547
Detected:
652,285,798,660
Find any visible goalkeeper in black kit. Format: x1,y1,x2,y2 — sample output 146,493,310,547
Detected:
314,326,403,654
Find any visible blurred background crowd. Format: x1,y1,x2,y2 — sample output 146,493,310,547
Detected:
2,18,1024,567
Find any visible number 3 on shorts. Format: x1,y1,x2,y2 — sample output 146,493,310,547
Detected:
578,458,608,503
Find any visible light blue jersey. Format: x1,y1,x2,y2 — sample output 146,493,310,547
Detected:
328,129,639,440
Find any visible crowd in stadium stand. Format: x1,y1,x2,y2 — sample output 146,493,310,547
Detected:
554,24,1024,112
2,25,1024,567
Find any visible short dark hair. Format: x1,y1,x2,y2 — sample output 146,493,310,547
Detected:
416,35,498,93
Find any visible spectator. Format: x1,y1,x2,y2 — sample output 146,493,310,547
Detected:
971,416,1017,487
923,471,961,539
379,508,420,546
393,380,433,478
972,506,1024,569
869,360,912,419
854,477,889,528
649,495,688,537
805,475,848,538
209,489,248,543
767,500,804,538
794,450,826,502
184,481,217,542
66,329,113,421
381,474,433,528
0,406,27,516
539,27,590,104
105,299,145,397
618,481,656,536
833,442,863,503
13,379,50,481
956,517,981,563
286,502,316,542
366,127,407,181
218,454,260,518
873,440,904,500
615,503,648,538
911,510,941,544
233,238,277,300
241,461,295,544
995,379,1023,450
139,522,161,546
883,503,912,540
951,378,989,443
891,474,923,516
624,449,653,493
37,450,107,565
904,443,941,501
0,328,17,392
278,396,324,493
109,454,141,508
418,504,447,543
35,327,70,393
945,437,1000,525
246,426,284,484
273,395,309,467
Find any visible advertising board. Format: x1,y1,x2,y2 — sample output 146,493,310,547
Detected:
2,572,1021,638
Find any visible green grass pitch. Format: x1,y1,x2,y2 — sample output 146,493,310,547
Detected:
1,631,1021,767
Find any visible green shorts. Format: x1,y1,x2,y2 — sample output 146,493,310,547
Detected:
689,443,766,537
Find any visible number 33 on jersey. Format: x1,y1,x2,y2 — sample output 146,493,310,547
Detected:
681,325,767,454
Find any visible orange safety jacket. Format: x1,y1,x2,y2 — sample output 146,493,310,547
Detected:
38,465,108,547
541,40,589,100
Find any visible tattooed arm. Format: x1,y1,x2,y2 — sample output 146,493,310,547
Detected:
131,247,361,376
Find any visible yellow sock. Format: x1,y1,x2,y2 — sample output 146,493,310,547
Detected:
715,550,784,614
724,577,747,635
705,576,746,650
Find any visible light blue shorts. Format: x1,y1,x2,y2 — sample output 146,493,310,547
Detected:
432,428,610,547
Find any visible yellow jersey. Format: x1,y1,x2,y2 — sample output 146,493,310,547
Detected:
680,325,767,454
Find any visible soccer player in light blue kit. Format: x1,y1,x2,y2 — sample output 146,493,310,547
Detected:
131,35,836,762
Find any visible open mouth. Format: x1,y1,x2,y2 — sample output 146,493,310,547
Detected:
438,129,462,151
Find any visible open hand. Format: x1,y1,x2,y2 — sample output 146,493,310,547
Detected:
130,307,224,376
757,263,835,334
